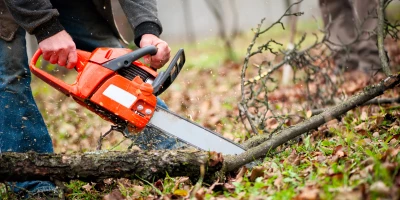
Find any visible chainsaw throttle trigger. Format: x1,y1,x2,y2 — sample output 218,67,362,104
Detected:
102,45,157,71
152,48,185,96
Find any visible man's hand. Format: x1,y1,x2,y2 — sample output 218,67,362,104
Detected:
38,30,77,69
140,34,171,69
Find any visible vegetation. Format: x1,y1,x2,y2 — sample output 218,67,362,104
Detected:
1,1,400,199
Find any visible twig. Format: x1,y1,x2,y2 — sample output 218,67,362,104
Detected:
97,125,121,150
377,0,392,76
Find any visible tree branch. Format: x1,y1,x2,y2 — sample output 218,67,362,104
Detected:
311,96,400,116
377,0,392,76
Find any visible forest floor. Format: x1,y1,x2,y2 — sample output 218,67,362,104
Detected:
1,18,400,200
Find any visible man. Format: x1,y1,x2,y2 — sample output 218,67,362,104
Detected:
319,0,381,73
0,0,176,198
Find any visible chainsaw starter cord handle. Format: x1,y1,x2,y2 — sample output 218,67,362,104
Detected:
102,45,158,71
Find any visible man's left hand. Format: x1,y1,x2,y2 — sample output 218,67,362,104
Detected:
140,34,171,69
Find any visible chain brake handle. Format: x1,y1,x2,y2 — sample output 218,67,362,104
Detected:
152,48,185,96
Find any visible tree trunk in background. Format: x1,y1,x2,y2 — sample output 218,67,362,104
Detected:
282,0,301,85
229,0,240,39
204,0,235,60
182,0,196,44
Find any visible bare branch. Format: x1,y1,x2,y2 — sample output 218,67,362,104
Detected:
377,0,392,76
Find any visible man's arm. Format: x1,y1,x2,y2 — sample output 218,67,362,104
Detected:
119,0,170,69
4,0,63,42
4,0,77,68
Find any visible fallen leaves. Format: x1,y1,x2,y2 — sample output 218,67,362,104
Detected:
370,181,391,196
274,172,284,190
284,149,302,166
103,189,125,200
249,166,265,182
294,186,320,200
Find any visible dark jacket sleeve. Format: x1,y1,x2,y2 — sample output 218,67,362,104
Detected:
4,0,64,42
118,0,163,47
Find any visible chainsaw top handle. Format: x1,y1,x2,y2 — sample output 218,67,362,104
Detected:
102,46,157,71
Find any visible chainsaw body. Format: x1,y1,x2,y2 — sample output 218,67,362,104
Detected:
30,46,184,132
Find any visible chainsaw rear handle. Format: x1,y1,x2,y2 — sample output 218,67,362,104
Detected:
102,45,157,71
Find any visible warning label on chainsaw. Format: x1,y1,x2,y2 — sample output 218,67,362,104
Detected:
103,84,137,108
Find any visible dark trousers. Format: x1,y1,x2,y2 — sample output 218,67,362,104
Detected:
319,0,380,72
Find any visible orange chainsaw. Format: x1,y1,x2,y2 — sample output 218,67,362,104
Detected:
30,46,245,155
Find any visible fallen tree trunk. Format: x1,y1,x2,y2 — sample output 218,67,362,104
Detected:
0,149,222,182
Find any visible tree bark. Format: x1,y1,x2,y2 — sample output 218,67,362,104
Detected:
0,149,222,182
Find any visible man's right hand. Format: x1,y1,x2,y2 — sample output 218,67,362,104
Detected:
38,30,77,69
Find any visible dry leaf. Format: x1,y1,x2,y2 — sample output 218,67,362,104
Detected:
370,181,390,195
294,186,320,200
333,145,347,158
223,183,235,193
235,167,247,182
208,152,224,167
285,149,301,165
82,183,92,192
250,166,265,182
195,188,206,200
333,188,363,200
390,138,398,146
306,110,313,119
173,189,188,197
360,111,368,121
154,179,164,192
354,122,367,132
103,178,113,185
274,172,283,190
382,148,400,161
208,179,223,194
173,177,189,191
103,189,125,200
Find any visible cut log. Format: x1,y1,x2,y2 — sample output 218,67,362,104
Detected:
0,150,222,182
